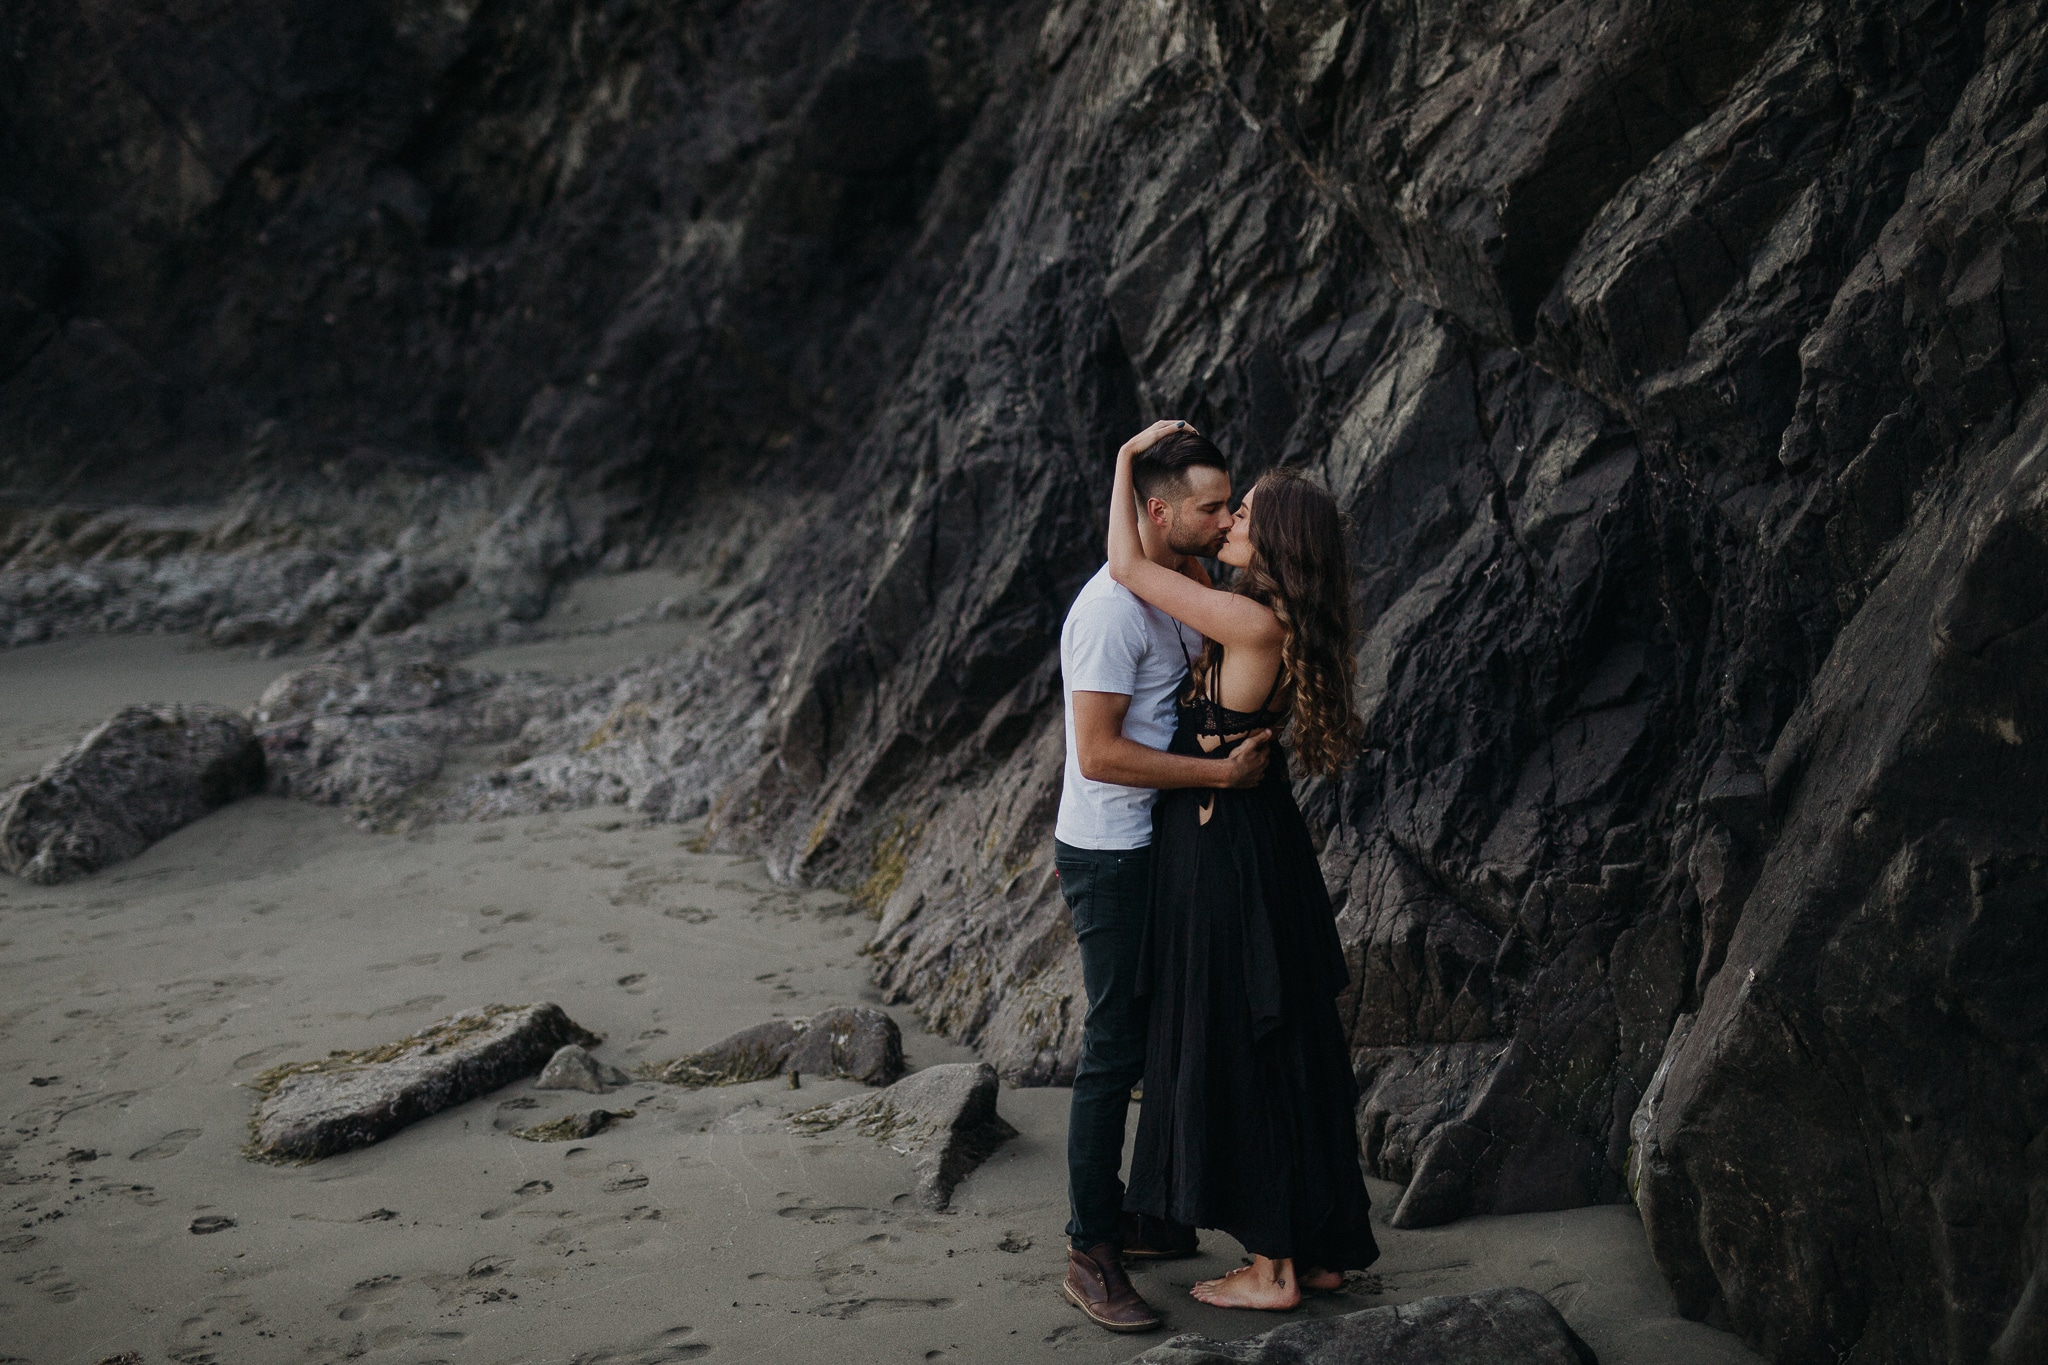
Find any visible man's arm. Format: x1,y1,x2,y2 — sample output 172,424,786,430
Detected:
1073,691,1269,790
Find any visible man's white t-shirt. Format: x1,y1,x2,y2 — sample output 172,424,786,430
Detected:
1055,564,1199,850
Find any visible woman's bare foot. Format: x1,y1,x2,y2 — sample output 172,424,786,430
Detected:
1299,1267,1344,1293
1189,1258,1302,1310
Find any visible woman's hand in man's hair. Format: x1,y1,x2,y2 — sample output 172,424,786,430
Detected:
1119,419,1195,458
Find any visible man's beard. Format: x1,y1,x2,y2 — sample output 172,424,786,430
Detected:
1167,514,1226,558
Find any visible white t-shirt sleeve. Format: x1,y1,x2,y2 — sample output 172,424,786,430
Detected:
1064,596,1146,696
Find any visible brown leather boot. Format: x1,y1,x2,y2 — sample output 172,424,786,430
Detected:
1062,1242,1162,1332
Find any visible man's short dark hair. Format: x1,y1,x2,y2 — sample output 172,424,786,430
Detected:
1133,430,1228,503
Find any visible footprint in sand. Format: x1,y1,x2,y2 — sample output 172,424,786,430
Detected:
601,1161,649,1193
130,1129,201,1161
369,1324,465,1354
175,1294,264,1348
18,1264,83,1302
814,1231,923,1293
480,1179,552,1220
571,1325,707,1363
808,1297,954,1320
776,1200,903,1228
367,953,443,972
461,943,507,962
331,1272,405,1321
232,1044,292,1070
366,994,446,1019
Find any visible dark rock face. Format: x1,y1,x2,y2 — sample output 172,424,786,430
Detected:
1121,1286,1596,1365
247,1002,600,1162
0,704,264,883
9,0,2048,1357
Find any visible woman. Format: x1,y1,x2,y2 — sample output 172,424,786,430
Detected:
1106,418,1378,1310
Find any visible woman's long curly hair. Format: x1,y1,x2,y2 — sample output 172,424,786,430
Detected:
1192,467,1363,778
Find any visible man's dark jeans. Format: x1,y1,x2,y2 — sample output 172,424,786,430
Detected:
1055,837,1151,1251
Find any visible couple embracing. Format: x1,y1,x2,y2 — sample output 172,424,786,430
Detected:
1054,420,1380,1332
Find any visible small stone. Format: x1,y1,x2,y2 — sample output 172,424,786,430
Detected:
534,1044,630,1093
791,1062,1016,1210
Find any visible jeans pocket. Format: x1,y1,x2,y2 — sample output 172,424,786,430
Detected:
1056,855,1094,928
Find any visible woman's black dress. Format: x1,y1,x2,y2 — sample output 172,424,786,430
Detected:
1123,663,1379,1270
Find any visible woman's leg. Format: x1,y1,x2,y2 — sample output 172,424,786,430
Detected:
1189,1254,1303,1310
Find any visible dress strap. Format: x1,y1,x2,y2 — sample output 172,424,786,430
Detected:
1256,663,1286,715
1176,625,1214,705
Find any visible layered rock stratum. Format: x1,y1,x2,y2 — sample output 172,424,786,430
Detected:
4,1,2045,1359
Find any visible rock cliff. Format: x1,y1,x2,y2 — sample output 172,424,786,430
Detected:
5,1,2046,1359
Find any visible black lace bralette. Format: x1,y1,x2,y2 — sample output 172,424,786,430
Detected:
1178,633,1288,736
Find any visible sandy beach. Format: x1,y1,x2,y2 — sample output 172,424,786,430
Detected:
0,630,1763,1365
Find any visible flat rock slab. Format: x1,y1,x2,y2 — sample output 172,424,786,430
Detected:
1123,1287,1597,1365
791,1061,1016,1210
0,703,264,884
646,1005,903,1087
246,1003,599,1162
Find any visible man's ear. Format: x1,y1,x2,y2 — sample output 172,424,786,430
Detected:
1143,496,1174,528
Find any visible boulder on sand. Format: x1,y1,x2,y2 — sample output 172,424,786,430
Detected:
1121,1287,1597,1365
791,1062,1016,1210
645,1005,903,1087
0,703,264,884
535,1043,631,1093
246,1003,599,1162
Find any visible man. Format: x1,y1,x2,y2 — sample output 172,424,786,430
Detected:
1055,428,1273,1333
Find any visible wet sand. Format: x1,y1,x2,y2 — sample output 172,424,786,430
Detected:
0,632,1763,1365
